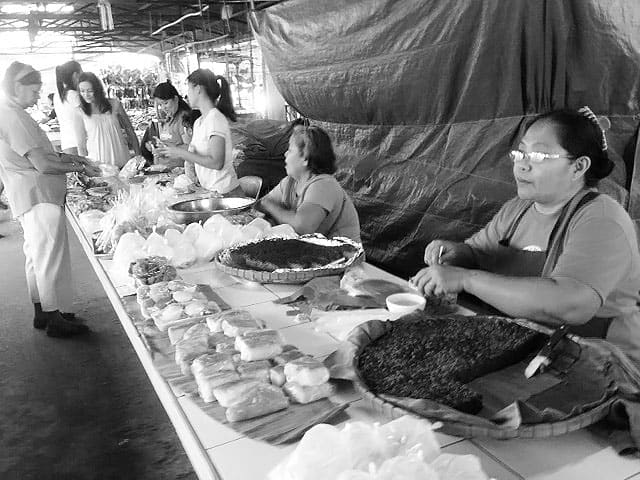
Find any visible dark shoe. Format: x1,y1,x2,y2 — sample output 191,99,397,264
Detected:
33,303,47,329
61,312,86,323
46,311,89,338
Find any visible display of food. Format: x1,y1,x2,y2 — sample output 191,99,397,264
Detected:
129,256,177,285
220,237,361,272
357,314,544,414
159,306,337,422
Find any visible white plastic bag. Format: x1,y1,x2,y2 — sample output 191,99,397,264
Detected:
78,209,105,235
170,239,197,269
113,231,146,273
194,230,226,263
203,214,233,234
183,222,204,244
144,231,173,259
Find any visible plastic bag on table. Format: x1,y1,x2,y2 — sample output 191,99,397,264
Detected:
341,422,391,470
98,163,120,177
378,415,440,462
376,455,439,480
314,309,391,341
268,424,351,480
113,231,146,273
183,222,204,244
144,231,173,259
203,214,233,234
194,229,225,263
169,239,197,269
340,265,411,301
118,156,145,180
78,209,105,234
164,228,183,247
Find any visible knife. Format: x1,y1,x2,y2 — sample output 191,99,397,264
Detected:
524,324,569,378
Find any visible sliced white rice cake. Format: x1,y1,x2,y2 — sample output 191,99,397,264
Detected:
213,378,262,407
206,309,254,334
225,384,289,422
283,357,329,386
197,370,240,403
283,381,335,404
191,352,235,378
236,360,271,382
235,333,283,362
175,336,209,376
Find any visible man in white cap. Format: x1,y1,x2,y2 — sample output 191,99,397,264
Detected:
0,61,100,337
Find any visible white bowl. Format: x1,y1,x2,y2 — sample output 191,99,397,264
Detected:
385,293,426,315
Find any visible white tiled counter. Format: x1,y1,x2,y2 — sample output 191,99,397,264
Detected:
66,209,640,480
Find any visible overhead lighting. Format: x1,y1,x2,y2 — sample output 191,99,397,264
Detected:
98,0,114,31
1,4,34,14
0,3,74,14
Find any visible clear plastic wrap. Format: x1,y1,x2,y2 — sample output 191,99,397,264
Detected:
268,416,488,480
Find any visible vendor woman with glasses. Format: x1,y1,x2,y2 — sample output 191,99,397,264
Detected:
411,107,640,364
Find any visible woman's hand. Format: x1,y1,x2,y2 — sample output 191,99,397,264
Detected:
424,239,472,266
410,265,468,297
154,144,182,161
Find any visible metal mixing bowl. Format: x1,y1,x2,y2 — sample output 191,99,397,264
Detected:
168,196,255,224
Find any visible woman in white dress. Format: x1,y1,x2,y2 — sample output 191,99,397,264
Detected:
53,60,83,155
75,72,140,167
155,69,241,195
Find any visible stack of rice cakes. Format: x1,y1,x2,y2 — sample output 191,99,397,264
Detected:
170,309,335,422
358,314,544,414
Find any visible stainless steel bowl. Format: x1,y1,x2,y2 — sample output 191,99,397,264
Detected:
168,196,255,224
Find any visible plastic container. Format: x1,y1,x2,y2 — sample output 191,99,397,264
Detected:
385,293,426,315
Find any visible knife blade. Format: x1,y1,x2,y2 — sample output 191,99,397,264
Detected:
524,324,569,378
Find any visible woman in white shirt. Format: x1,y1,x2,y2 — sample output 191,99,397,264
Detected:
76,72,140,167
53,60,83,154
156,69,241,195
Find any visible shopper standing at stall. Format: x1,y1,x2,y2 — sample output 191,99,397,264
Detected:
0,61,100,337
155,69,241,195
140,80,191,168
76,72,140,167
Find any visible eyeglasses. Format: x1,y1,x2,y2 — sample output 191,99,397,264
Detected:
509,150,575,164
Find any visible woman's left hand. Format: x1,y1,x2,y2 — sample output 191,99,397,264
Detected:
410,265,468,297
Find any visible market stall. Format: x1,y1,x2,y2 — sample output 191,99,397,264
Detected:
63,169,640,480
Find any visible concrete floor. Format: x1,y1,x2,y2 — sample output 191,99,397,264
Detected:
0,214,197,480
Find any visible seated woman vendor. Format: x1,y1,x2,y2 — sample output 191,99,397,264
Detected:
155,69,241,195
411,107,640,364
256,125,361,242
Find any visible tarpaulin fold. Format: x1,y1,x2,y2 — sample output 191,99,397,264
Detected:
252,0,640,277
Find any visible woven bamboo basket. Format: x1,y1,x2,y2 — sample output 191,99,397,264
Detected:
346,316,624,439
214,235,365,284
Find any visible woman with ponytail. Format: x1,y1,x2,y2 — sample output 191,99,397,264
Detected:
53,60,83,154
156,69,241,195
411,106,640,365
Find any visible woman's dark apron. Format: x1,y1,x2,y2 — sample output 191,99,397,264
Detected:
493,189,612,338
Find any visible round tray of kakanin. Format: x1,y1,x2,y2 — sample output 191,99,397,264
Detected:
343,312,632,439
214,234,364,284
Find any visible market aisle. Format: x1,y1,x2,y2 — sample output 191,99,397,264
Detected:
0,216,196,480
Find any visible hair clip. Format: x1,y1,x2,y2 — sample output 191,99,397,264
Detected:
578,106,608,151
